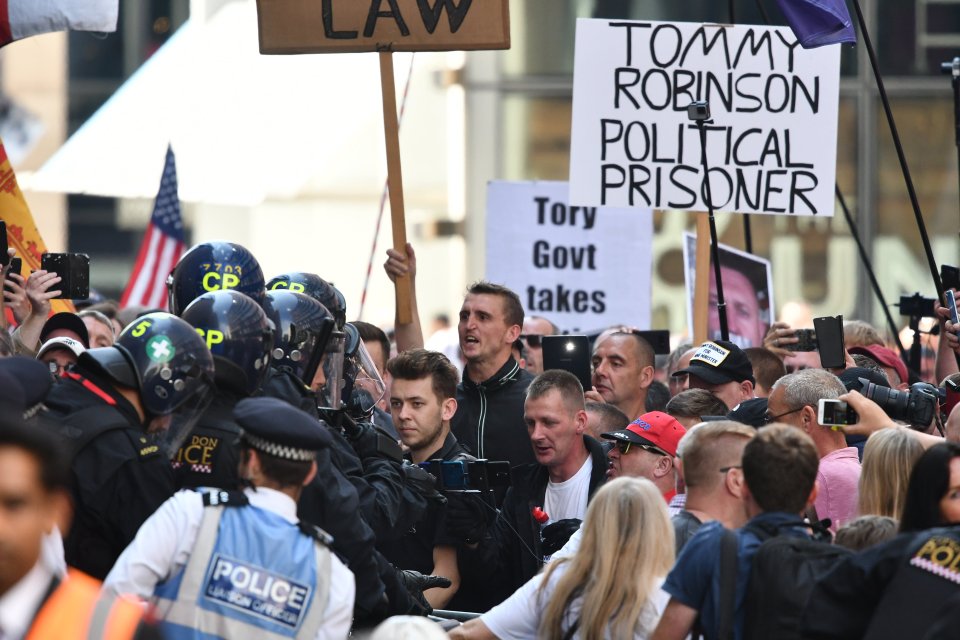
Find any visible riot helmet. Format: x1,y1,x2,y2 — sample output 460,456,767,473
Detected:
266,273,347,329
181,290,274,396
262,291,344,402
339,323,387,418
167,241,265,316
82,312,215,456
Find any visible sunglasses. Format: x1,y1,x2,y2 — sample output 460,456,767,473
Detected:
520,334,543,348
613,440,669,457
762,405,807,425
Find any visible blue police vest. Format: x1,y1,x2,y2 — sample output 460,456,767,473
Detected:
153,498,331,639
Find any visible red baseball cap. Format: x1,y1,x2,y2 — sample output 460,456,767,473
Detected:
601,411,687,457
848,345,908,386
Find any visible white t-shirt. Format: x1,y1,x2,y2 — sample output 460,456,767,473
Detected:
482,561,669,640
544,456,593,523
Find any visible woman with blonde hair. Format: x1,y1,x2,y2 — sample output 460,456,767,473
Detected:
858,428,924,520
538,476,673,639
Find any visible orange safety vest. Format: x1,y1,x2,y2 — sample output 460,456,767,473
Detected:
27,570,146,640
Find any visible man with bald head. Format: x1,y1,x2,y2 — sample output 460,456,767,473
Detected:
587,329,655,420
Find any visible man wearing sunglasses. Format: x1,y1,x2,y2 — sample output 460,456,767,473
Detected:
519,316,558,375
601,411,687,500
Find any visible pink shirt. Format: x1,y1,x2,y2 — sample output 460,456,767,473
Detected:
815,446,861,532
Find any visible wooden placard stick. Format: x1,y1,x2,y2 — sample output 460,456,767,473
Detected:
693,214,711,344
379,51,413,323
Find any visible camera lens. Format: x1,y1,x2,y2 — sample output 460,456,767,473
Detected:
861,381,909,422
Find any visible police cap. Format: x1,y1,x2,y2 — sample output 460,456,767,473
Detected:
233,397,331,461
0,357,52,409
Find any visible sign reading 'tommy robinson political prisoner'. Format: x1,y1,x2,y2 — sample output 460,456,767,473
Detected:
569,19,841,217
485,180,653,332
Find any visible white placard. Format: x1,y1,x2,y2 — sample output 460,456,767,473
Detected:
570,19,841,217
485,180,653,332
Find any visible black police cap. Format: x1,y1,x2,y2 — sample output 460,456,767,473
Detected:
233,397,331,461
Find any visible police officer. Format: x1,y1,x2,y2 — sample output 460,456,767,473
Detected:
43,312,215,579
167,241,266,316
174,290,273,489
267,272,346,330
103,397,355,640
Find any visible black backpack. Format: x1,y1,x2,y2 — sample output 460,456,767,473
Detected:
717,520,851,640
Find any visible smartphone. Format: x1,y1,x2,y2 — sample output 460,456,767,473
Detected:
785,328,818,352
40,253,90,300
5,257,20,279
0,222,8,267
818,399,858,427
947,290,960,325
542,335,592,392
945,378,960,421
942,264,960,292
814,315,846,369
631,329,671,355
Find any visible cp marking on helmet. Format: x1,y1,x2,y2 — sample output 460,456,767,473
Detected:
202,272,241,292
270,281,306,293
195,328,225,350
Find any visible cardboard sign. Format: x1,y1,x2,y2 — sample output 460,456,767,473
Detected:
485,181,653,332
682,231,774,348
256,0,510,54
570,19,841,216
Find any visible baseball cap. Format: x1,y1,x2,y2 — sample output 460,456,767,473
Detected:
672,340,755,386
40,312,90,349
838,366,890,392
601,411,687,457
37,336,86,360
847,345,908,386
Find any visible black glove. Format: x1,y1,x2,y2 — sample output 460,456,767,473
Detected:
541,518,582,556
399,569,452,615
444,491,489,544
402,462,446,505
347,422,403,462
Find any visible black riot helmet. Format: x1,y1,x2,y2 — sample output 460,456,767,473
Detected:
181,290,274,396
266,273,347,329
167,241,265,316
261,291,344,399
82,312,215,455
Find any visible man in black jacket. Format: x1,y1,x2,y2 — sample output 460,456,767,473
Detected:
452,282,536,472
450,370,608,611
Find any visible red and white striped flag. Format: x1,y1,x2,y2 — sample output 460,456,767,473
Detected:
0,0,118,47
121,145,185,310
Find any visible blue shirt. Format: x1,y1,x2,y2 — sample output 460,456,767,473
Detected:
663,512,809,640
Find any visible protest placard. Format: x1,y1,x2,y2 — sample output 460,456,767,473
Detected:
570,19,841,217
486,181,653,332
682,231,774,348
256,0,510,54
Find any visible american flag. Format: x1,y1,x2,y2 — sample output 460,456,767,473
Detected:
120,145,185,310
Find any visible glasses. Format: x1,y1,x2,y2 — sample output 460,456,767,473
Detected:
719,465,742,473
519,334,543,348
762,406,806,425
614,441,669,457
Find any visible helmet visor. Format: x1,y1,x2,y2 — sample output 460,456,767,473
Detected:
146,382,214,459
314,329,346,409
343,340,386,416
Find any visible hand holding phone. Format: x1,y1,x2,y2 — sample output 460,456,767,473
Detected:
784,328,817,352
818,398,858,429
814,315,846,370
947,290,959,325
40,253,90,300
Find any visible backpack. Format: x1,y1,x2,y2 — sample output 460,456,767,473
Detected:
717,520,851,640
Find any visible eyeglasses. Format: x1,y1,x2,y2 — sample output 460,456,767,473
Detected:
613,441,669,457
762,406,806,425
519,334,543,348
719,465,742,473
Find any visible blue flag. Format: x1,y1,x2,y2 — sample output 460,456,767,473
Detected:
773,0,857,48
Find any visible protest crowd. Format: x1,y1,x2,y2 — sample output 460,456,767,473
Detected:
0,232,959,640
8,0,960,638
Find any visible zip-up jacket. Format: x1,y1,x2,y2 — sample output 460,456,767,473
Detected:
451,357,536,470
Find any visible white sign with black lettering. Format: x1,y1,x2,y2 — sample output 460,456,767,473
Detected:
569,19,841,217
485,180,653,331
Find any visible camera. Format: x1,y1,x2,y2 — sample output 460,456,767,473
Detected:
857,377,940,429
687,101,711,122
420,459,512,493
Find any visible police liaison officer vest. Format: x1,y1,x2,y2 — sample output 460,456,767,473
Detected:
152,493,332,639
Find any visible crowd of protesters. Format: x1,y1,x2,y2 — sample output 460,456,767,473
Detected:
2,238,960,639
